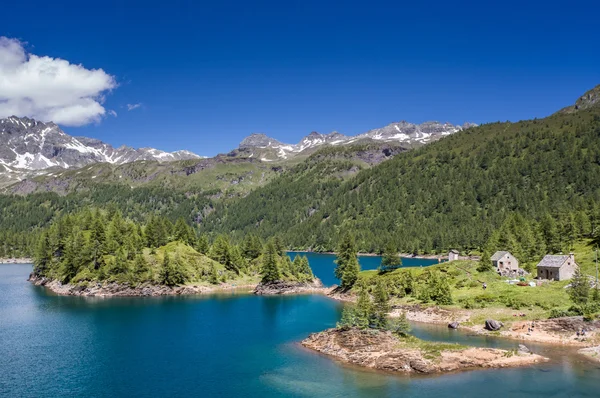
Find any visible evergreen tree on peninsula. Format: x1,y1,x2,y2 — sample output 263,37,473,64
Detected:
335,231,361,289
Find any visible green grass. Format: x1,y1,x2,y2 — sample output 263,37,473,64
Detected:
355,241,600,323
395,335,467,360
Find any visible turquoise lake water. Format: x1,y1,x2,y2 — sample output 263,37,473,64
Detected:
288,251,441,286
1,262,599,397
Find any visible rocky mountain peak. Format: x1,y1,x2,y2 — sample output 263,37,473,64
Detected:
239,133,282,149
235,120,472,162
0,116,201,171
557,84,600,114
573,85,600,111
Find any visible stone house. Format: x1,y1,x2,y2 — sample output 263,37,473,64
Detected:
490,251,519,272
536,253,578,281
448,249,460,262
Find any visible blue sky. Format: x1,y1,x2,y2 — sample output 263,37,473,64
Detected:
2,0,599,156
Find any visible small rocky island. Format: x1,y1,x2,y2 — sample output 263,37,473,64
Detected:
302,328,547,374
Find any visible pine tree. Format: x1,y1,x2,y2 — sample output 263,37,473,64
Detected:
261,240,281,283
541,213,561,253
61,228,86,283
298,255,314,282
372,280,390,329
133,254,149,281
160,253,187,286
380,243,402,273
209,262,219,284
391,311,411,337
33,231,52,276
210,234,239,273
112,249,128,275
242,234,263,260
174,217,195,245
273,236,285,256
196,234,210,254
354,284,373,329
335,232,360,289
280,255,293,277
569,268,590,305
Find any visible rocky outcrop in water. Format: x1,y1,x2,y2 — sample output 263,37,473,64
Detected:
302,328,546,374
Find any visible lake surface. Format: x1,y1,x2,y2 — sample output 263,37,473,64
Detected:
288,252,441,286
1,263,600,397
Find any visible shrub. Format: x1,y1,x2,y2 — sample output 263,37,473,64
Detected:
462,299,475,309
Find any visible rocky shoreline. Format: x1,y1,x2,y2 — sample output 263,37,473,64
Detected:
28,274,331,298
0,257,33,264
387,303,600,347
253,279,331,295
578,346,600,362
28,274,257,297
302,328,547,374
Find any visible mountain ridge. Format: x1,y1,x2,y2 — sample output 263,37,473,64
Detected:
0,116,203,172
233,121,474,161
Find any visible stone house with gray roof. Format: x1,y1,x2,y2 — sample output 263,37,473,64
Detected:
448,249,460,262
490,251,519,272
536,254,578,281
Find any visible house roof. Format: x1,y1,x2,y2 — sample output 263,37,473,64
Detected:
536,255,569,268
450,249,459,254
490,251,509,261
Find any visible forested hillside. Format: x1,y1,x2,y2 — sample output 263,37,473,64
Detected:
201,86,600,255
2,86,600,259
0,143,393,257
0,185,213,257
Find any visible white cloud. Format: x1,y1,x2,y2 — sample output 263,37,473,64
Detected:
0,37,117,126
108,110,118,117
126,103,142,111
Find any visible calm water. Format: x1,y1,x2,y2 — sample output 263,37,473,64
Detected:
288,252,441,286
1,264,600,397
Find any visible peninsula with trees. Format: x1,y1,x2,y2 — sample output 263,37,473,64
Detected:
29,208,319,296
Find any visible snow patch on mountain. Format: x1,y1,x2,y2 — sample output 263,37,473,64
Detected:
0,116,203,171
238,122,475,161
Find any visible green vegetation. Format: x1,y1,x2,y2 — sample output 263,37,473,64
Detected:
348,239,600,324
396,336,467,360
261,240,281,282
379,243,402,273
200,100,600,254
334,232,361,289
32,208,314,287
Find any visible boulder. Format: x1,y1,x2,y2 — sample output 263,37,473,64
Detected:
518,344,532,354
485,319,504,331
448,322,460,329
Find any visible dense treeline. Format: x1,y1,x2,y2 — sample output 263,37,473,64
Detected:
200,106,600,254
3,94,600,259
33,208,314,286
199,157,362,246
0,184,214,257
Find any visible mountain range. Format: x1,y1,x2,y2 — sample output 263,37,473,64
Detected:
0,116,473,188
0,116,202,172
1,84,599,257
231,121,474,162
